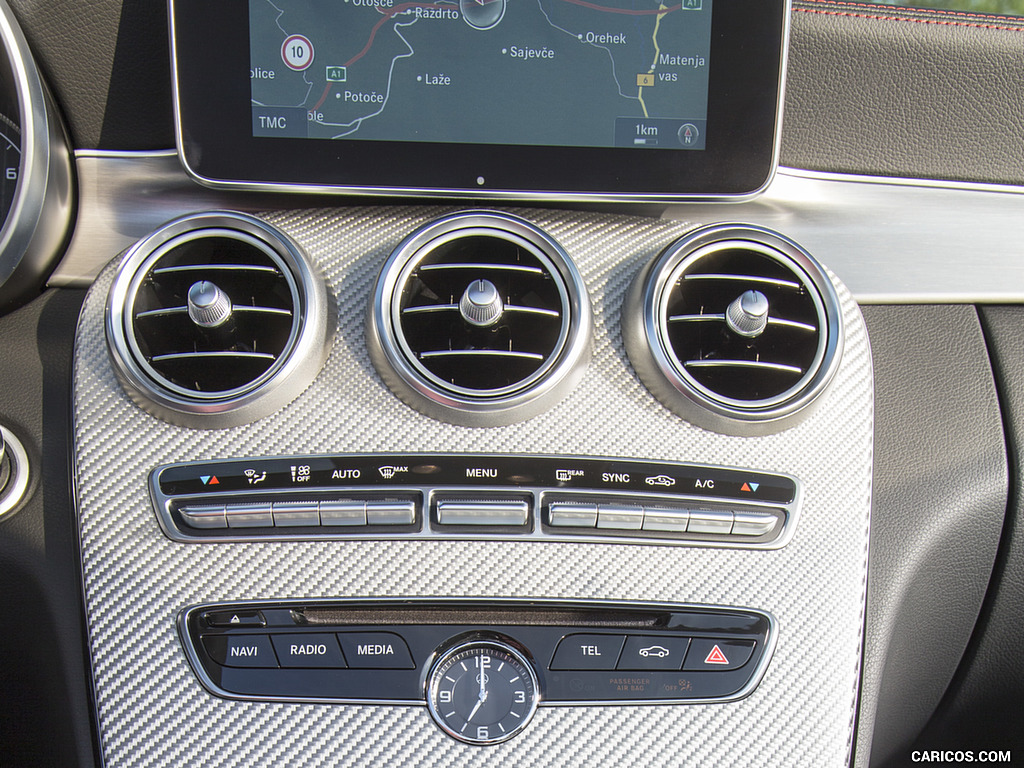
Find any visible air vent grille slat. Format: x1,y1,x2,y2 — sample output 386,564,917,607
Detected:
398,233,567,395
128,234,298,396
368,212,592,426
623,224,843,434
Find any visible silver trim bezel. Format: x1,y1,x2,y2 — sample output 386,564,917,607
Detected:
623,223,844,435
425,636,540,745
176,598,779,709
367,211,592,426
0,0,73,308
168,1,788,203
149,453,802,550
105,211,332,429
0,424,30,519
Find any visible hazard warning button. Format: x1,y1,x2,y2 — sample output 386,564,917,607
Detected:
683,639,756,671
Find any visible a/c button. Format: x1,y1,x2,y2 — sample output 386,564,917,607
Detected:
336,632,415,669
550,633,625,670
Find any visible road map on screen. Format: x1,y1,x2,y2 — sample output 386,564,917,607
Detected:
249,0,711,149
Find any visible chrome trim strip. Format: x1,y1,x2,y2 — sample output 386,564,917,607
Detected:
683,274,801,290
404,303,559,319
176,598,779,708
685,360,803,375
136,305,292,319
150,351,277,363
419,262,544,275
51,152,1024,304
668,314,816,333
419,350,545,361
152,263,280,275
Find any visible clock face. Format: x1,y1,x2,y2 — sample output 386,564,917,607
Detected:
426,638,540,745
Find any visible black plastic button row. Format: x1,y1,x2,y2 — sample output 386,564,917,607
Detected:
202,631,415,669
550,633,756,672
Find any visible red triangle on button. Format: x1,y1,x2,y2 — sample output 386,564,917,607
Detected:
704,644,729,665
209,476,220,485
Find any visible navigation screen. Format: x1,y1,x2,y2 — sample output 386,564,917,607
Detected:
248,0,711,150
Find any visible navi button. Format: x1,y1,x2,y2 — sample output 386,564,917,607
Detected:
202,634,279,668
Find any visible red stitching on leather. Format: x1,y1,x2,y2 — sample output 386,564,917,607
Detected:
795,6,1024,31
801,0,1023,22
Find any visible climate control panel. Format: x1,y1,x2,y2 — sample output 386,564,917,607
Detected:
152,454,800,549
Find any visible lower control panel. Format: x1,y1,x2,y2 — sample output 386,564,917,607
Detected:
154,454,800,549
181,600,776,743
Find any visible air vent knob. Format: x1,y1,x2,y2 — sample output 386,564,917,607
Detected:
187,280,233,328
459,278,504,327
725,290,769,338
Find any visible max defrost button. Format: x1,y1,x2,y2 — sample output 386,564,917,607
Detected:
550,634,625,670
271,633,347,668
336,632,415,668
202,634,279,668
683,639,756,671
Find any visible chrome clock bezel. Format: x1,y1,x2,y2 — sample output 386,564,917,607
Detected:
425,636,540,745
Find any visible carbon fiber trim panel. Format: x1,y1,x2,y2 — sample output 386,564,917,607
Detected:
73,207,872,767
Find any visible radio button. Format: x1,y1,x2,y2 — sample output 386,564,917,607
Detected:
271,634,347,668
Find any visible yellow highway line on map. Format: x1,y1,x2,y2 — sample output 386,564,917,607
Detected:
637,2,667,118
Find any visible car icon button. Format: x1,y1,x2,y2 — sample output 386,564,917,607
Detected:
617,635,691,671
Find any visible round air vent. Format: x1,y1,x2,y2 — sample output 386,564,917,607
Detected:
623,224,843,435
106,212,331,428
367,211,592,426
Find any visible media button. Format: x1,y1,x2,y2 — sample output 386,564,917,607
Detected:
336,632,415,669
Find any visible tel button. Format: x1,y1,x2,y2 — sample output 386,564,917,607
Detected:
271,633,347,668
336,632,415,669
550,634,625,670
202,634,279,668
683,639,756,671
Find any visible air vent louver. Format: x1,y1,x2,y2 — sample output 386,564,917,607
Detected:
623,224,843,435
106,213,330,429
368,211,592,426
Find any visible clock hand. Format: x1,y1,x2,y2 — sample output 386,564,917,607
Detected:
466,696,484,723
478,653,487,700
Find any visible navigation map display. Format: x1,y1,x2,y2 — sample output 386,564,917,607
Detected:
248,0,711,151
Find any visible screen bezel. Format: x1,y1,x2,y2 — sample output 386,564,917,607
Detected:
170,0,788,201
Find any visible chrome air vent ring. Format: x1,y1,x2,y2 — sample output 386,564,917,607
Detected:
367,211,592,427
623,224,843,436
106,212,331,429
